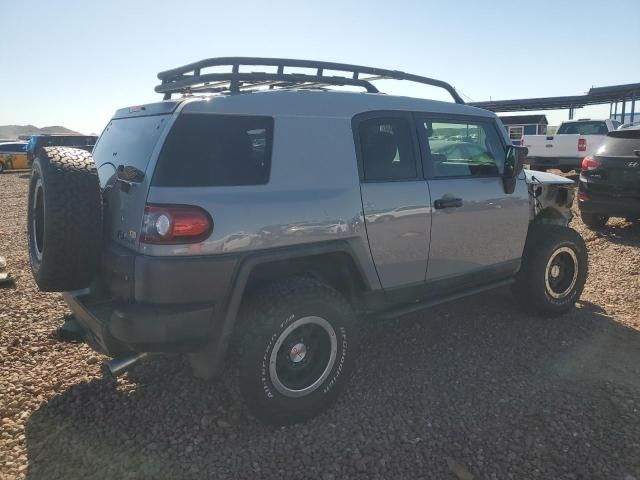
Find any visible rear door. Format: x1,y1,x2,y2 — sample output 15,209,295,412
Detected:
355,112,431,289
92,112,172,250
415,115,529,285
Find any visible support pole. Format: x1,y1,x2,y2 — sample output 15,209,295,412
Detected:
621,97,626,125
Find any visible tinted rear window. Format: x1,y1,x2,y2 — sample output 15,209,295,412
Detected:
599,131,640,156
152,114,273,187
92,116,169,171
608,128,640,139
557,121,607,135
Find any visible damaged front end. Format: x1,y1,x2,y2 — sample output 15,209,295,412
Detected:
525,170,576,226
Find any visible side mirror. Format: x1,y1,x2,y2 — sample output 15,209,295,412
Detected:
503,145,527,194
504,145,527,178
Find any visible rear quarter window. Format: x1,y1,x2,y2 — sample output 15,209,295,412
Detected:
152,114,274,187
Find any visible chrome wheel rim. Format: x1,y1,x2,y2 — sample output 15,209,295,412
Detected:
269,316,337,398
545,247,578,299
32,179,45,261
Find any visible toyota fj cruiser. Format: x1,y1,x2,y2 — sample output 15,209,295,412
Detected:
27,58,587,425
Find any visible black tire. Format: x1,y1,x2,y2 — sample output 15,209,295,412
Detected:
237,276,355,425
27,147,102,291
580,211,609,229
514,224,588,315
0,161,5,173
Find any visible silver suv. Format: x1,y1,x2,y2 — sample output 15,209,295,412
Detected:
27,58,587,424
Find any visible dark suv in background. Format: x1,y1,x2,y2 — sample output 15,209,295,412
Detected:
578,126,640,228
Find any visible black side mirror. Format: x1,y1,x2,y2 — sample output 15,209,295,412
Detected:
503,145,527,194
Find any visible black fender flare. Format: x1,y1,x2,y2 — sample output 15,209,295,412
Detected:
203,240,373,374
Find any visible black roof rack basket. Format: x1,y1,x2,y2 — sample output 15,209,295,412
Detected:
155,57,464,104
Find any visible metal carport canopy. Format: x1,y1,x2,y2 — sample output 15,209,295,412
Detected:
469,82,640,112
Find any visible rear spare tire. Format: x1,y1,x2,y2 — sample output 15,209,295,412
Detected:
27,147,102,291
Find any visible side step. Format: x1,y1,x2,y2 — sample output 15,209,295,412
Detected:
374,278,514,321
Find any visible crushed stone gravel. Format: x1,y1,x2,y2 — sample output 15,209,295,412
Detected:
1,171,639,479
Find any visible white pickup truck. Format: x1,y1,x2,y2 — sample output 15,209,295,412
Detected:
523,119,620,172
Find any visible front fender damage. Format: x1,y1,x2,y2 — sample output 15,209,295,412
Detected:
525,170,576,226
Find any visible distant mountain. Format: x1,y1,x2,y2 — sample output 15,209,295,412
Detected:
0,124,81,140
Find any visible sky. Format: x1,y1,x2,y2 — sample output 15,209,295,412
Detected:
2,0,639,134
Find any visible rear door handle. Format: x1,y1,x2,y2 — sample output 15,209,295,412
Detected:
434,197,463,209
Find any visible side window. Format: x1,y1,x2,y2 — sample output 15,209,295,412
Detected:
358,117,417,181
1,144,24,153
153,114,273,187
420,120,505,178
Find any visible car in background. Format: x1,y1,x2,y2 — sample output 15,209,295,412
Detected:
523,119,620,172
618,121,640,130
0,142,29,173
25,134,98,164
578,125,640,228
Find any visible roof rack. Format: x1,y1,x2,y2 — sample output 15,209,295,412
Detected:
155,57,464,104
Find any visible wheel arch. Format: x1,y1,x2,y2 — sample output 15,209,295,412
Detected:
199,241,374,377
533,206,570,226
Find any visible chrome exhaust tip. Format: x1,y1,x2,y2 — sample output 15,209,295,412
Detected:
106,352,148,376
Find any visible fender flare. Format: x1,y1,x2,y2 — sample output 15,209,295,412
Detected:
203,240,373,374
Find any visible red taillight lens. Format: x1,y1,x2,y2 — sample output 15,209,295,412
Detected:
578,192,588,202
578,138,587,152
581,156,600,172
141,204,212,244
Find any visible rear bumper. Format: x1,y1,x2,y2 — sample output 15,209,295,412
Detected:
578,195,640,217
578,182,640,217
63,290,216,356
528,157,583,169
63,244,240,357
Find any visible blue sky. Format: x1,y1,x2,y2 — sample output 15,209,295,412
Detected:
2,0,638,134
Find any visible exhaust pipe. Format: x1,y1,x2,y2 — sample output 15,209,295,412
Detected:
106,352,148,376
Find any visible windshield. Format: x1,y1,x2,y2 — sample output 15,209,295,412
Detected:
557,121,607,135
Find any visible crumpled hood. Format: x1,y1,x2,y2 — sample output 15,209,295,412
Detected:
524,169,575,186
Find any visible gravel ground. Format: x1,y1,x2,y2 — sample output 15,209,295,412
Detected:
1,172,639,480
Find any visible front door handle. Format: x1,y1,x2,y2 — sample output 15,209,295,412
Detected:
434,197,463,209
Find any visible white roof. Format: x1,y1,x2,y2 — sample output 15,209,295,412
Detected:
181,89,496,119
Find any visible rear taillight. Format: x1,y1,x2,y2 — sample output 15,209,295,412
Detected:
578,138,587,152
578,192,588,202
581,156,600,172
141,204,212,244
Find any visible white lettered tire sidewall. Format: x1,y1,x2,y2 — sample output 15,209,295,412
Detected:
259,308,349,401
238,277,355,425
